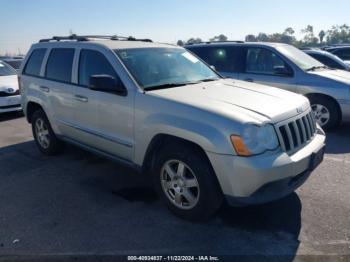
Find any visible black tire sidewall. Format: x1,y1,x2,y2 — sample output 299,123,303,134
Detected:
153,142,223,221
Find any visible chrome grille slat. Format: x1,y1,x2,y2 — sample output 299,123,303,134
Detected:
292,121,301,147
302,116,311,140
276,110,317,155
285,124,295,150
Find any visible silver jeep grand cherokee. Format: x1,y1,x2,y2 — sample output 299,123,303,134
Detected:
19,35,326,220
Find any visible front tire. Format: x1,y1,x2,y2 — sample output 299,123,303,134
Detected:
31,109,64,155
153,141,223,221
309,96,340,131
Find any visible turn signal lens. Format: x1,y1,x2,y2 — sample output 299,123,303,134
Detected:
230,135,251,157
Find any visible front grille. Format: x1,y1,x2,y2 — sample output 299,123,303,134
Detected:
276,111,317,154
0,90,20,97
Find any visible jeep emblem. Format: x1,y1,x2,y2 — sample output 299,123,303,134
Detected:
296,107,304,114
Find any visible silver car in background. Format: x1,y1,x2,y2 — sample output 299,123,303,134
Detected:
186,42,350,130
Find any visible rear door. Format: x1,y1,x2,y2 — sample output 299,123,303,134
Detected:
239,47,297,92
40,48,77,138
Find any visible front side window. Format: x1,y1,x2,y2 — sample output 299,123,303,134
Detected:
45,48,74,83
115,48,220,89
246,48,291,75
0,62,17,76
23,48,46,76
78,50,118,87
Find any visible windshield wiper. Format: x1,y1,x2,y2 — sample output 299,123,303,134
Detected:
144,78,219,91
198,78,218,82
306,65,328,71
144,83,188,91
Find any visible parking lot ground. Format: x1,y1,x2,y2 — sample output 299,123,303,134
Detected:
0,112,349,260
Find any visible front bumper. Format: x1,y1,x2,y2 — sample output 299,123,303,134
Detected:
207,133,326,206
0,95,22,113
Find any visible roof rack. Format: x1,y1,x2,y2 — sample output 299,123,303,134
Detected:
186,40,244,45
39,34,152,43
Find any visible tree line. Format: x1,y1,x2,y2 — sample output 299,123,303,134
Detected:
177,24,350,47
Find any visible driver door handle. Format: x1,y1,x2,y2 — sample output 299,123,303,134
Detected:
74,95,88,102
244,78,254,82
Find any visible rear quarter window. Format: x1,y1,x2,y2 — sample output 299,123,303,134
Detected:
45,48,75,83
23,49,47,76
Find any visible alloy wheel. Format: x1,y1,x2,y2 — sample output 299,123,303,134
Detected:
160,160,200,210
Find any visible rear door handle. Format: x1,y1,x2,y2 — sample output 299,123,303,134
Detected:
39,86,50,92
74,95,88,102
244,78,254,82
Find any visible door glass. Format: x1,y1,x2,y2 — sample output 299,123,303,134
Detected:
23,49,47,76
246,48,290,75
46,48,75,83
189,46,242,73
78,50,118,87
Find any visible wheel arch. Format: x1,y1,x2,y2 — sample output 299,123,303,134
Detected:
26,101,45,123
305,92,342,122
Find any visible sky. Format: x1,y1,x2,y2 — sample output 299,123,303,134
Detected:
1,0,350,55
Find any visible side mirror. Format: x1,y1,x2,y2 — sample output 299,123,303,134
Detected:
273,66,292,77
89,75,127,96
210,65,216,71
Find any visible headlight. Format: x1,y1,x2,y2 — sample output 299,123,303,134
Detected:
230,124,279,156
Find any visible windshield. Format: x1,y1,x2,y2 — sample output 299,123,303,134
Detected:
276,45,324,71
0,61,17,76
115,48,220,89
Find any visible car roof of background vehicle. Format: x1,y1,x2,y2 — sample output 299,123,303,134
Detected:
185,41,289,48
32,35,179,50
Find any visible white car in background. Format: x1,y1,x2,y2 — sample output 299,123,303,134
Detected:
0,61,21,113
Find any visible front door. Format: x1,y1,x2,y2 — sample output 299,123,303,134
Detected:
239,47,297,93
74,48,134,161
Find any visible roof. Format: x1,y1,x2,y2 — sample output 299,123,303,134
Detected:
185,41,289,48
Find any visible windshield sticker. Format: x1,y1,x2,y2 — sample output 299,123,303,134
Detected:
182,52,199,63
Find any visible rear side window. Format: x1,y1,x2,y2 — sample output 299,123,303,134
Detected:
46,48,75,83
188,46,244,73
78,49,117,87
23,49,46,76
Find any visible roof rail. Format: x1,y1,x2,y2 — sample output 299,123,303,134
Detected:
39,34,152,43
186,40,244,45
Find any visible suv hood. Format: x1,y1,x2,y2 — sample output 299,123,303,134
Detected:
309,69,350,85
0,75,19,91
149,79,310,124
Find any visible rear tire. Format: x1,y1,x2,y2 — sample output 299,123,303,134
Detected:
309,96,340,131
31,109,64,155
153,141,223,221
